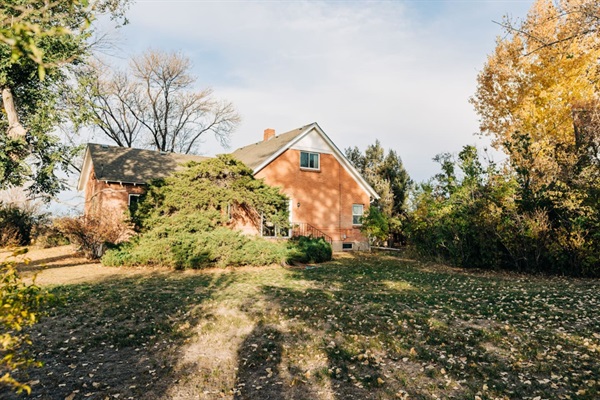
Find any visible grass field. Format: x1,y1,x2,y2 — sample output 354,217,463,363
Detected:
3,248,600,399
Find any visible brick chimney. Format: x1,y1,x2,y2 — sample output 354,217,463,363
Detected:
263,128,275,142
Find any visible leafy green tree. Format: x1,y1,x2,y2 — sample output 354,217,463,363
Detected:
406,142,600,276
0,2,128,394
0,0,130,198
407,146,512,269
360,206,389,246
345,140,411,245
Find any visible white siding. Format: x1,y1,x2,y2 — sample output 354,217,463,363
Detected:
290,128,333,154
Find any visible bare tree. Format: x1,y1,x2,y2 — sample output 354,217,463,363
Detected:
75,62,142,148
79,50,241,154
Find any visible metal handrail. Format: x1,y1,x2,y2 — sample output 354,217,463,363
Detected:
291,222,333,244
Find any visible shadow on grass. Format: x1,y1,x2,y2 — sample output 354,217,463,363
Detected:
258,254,600,399
233,322,284,399
1,271,237,400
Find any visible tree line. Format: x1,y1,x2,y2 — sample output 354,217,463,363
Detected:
348,0,600,276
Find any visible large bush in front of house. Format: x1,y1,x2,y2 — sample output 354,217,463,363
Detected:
102,155,292,269
287,236,333,264
102,227,290,269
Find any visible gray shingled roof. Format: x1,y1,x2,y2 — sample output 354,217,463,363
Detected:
231,125,309,170
88,143,209,184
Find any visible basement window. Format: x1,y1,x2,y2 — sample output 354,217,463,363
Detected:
342,243,353,250
300,151,320,170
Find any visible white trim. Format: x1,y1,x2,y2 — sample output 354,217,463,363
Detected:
253,124,315,173
352,204,364,225
77,146,93,191
128,193,141,207
252,123,379,199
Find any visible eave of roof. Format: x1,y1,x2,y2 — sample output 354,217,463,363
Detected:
77,143,209,191
231,126,308,170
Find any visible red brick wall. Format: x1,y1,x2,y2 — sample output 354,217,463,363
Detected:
84,168,145,224
256,149,370,249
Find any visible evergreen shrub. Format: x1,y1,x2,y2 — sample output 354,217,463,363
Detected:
102,228,290,269
287,236,333,264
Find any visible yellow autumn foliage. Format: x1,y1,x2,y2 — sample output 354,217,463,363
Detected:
471,0,600,187
0,250,44,394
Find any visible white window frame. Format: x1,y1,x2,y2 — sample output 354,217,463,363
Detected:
300,151,320,170
128,193,141,208
352,204,364,225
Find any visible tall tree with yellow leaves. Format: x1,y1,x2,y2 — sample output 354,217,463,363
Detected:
468,0,600,275
471,0,600,190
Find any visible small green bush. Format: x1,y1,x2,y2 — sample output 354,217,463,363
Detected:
288,236,333,264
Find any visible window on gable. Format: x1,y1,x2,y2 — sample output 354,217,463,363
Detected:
352,204,364,225
300,151,320,170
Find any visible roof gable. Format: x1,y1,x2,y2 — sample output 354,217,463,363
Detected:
232,123,379,199
77,144,209,190
231,126,306,170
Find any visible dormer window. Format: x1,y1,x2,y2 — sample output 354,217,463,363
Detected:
300,151,320,170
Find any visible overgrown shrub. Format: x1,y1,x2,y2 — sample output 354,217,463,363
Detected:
102,228,290,269
406,145,600,276
55,215,130,259
0,202,46,247
0,249,45,394
34,221,70,248
287,236,333,264
103,156,293,269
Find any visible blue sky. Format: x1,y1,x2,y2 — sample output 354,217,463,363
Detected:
56,0,533,212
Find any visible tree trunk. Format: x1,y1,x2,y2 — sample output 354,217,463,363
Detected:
2,87,27,139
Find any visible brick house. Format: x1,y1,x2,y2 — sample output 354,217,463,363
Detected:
77,145,208,221
78,122,379,251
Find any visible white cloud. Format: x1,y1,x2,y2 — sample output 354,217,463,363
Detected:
97,0,532,183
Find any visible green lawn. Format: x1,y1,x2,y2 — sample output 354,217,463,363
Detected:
5,252,600,399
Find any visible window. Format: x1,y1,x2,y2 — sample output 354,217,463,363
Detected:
262,200,292,238
352,204,364,225
342,243,353,250
300,151,320,170
128,194,141,212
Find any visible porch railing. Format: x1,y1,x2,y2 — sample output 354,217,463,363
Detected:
291,222,333,244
